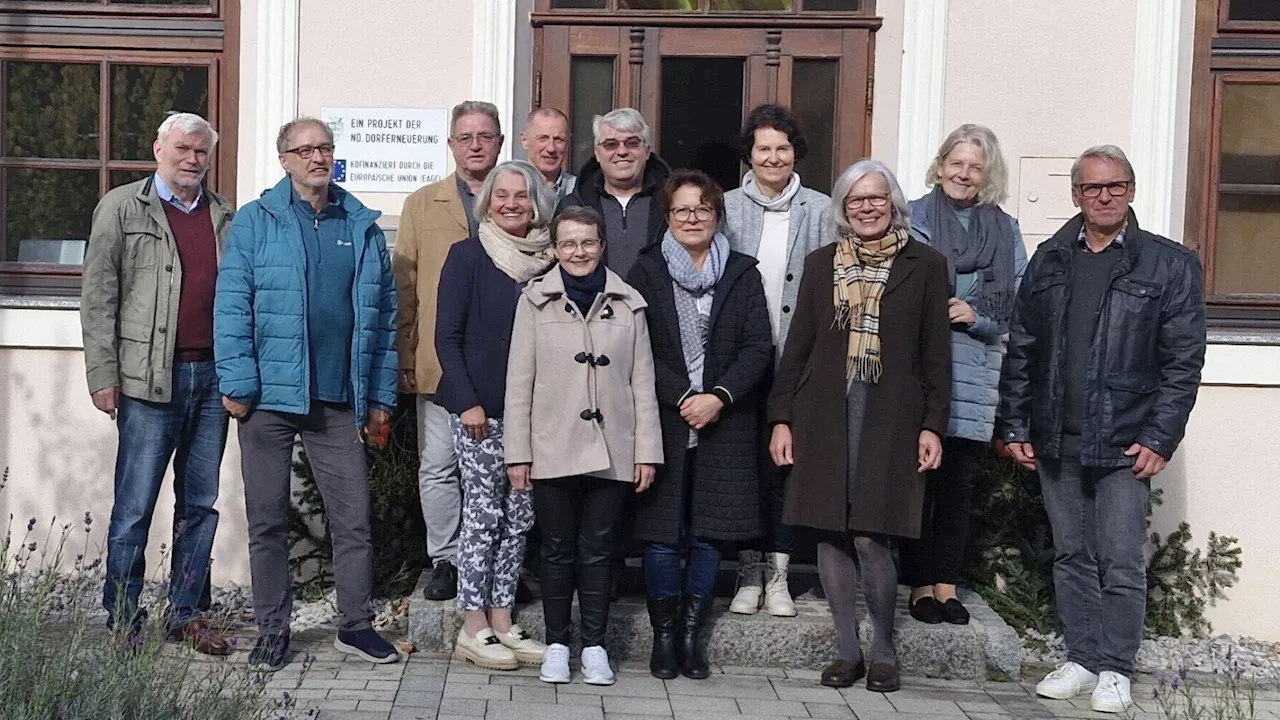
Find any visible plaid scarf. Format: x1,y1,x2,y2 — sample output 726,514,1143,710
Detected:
832,227,908,383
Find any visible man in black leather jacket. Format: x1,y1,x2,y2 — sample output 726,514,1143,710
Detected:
997,145,1205,715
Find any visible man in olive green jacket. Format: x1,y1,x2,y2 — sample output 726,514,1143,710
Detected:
80,112,234,655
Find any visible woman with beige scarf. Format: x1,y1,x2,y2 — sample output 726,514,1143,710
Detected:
767,159,952,693
435,160,556,671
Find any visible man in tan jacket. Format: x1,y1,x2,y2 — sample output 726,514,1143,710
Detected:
394,100,504,601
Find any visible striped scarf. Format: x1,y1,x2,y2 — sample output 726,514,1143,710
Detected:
832,228,908,383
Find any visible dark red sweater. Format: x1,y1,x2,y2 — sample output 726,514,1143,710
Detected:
162,198,218,361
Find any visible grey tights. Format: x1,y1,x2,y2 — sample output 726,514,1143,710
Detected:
817,533,898,666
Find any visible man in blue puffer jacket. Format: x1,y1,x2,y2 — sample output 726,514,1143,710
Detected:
214,117,399,671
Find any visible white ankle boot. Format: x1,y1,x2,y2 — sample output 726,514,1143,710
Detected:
763,552,797,617
729,550,764,614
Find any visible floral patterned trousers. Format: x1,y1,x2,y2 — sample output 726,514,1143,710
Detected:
449,416,534,611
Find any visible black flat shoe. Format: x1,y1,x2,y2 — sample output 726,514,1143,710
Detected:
941,598,970,625
820,659,866,688
866,662,901,693
909,596,944,624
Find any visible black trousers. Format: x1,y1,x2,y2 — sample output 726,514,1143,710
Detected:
899,437,986,588
533,475,632,646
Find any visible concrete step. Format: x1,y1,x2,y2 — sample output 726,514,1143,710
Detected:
407,566,1021,681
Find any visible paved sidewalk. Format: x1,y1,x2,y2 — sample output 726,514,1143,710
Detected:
243,630,1218,720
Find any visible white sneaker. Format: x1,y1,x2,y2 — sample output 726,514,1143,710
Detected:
580,645,616,686
495,624,546,665
1035,661,1099,700
454,627,518,671
1091,671,1133,714
729,550,763,614
539,643,571,684
763,552,797,617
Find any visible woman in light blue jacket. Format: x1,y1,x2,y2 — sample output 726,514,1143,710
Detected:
722,104,831,618
900,124,1028,626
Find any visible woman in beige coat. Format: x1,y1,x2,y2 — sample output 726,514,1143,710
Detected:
504,205,663,687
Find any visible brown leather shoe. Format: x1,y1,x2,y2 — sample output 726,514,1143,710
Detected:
866,662,901,693
820,658,867,688
166,618,232,656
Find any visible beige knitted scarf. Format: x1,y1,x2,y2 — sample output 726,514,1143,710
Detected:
832,227,908,383
477,219,554,283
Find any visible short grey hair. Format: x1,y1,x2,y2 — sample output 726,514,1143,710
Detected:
157,112,218,147
925,123,1009,205
1071,144,1136,186
276,117,333,154
592,108,651,147
451,100,502,136
474,160,556,229
829,159,911,238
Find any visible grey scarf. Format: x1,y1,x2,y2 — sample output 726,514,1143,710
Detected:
926,184,1017,332
662,230,730,392
740,171,802,212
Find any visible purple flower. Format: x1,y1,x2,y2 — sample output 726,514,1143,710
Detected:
26,542,36,552
83,511,93,527
26,518,35,532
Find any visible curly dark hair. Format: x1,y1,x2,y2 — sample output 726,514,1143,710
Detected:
662,168,726,225
739,103,809,163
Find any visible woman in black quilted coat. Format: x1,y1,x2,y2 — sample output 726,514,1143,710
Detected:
625,169,773,681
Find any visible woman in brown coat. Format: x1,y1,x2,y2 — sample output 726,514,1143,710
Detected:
768,159,951,693
504,205,663,687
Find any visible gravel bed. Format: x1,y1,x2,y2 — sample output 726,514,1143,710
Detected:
1023,628,1280,681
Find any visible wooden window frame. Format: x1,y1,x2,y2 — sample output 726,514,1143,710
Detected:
535,0,875,16
1186,0,1280,327
0,0,237,296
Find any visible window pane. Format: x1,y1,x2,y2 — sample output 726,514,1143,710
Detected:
711,0,792,9
570,57,615,173
551,0,606,6
2,168,98,262
660,58,744,192
112,0,209,4
1219,83,1280,186
619,0,696,9
111,169,154,189
791,60,838,195
803,0,860,10
111,64,210,161
1228,0,1280,21
2,62,100,159
1214,193,1280,295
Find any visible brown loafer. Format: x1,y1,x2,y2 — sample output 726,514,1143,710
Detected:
820,658,867,688
866,662,901,693
166,618,232,656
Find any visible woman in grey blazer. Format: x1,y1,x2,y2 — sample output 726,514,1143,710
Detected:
722,103,832,618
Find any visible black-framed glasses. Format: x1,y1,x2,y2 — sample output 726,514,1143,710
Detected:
844,194,890,210
670,206,715,223
453,132,499,146
1076,181,1132,199
597,136,645,152
283,143,335,160
555,238,603,253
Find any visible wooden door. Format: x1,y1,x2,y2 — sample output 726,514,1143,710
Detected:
533,13,879,194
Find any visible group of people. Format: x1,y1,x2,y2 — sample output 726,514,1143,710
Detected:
80,94,1206,714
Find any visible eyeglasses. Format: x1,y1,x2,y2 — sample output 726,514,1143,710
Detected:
670,206,715,223
555,239,603,253
1076,181,1132,199
283,143,335,160
597,136,645,152
453,132,499,146
844,195,890,211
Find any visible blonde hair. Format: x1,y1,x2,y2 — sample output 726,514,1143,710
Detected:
925,124,1010,205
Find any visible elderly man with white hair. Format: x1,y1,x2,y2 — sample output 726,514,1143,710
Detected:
81,112,234,655
560,107,671,277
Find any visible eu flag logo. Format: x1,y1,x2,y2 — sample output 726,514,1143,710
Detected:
333,159,347,182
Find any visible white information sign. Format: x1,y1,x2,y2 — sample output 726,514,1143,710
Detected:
321,107,448,193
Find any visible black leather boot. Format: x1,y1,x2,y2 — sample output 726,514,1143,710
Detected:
678,594,713,679
646,595,680,679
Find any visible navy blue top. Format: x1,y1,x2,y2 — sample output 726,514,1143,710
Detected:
433,236,526,418
290,186,356,403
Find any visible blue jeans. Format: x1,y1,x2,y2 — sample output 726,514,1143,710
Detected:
103,361,227,629
644,538,721,599
1039,442,1149,677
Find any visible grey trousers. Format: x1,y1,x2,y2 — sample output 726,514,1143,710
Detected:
239,402,374,633
417,396,461,565
1039,448,1149,677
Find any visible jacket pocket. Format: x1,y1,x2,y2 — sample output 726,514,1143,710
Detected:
123,222,163,269
1105,371,1158,445
118,319,153,383
1110,278,1163,332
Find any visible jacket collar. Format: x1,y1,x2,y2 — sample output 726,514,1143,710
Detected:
442,172,471,233
636,243,757,333
1045,209,1145,266
574,154,673,205
134,175,233,243
259,176,381,229
524,264,648,313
